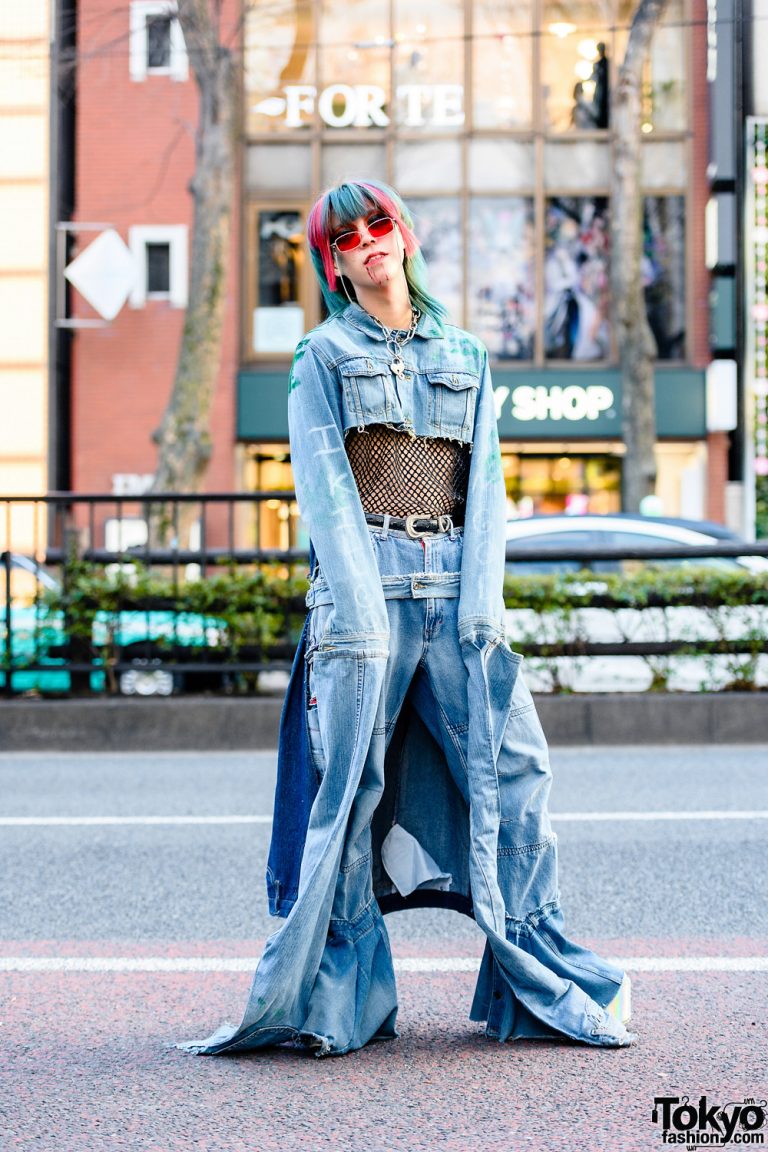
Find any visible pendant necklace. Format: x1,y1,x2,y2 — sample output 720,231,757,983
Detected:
370,305,421,377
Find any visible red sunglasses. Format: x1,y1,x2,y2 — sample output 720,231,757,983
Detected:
331,215,396,253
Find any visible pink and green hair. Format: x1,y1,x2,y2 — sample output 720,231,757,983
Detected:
306,179,447,328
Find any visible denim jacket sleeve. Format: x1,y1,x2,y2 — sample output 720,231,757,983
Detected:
288,339,390,641
457,349,507,642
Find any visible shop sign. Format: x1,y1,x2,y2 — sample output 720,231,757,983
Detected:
252,83,464,129
746,118,768,486
498,383,616,423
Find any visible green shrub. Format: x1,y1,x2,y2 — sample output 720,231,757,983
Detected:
45,559,768,694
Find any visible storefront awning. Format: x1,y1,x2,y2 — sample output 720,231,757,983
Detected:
236,367,706,442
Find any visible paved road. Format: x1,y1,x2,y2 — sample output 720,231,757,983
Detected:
1,747,767,1151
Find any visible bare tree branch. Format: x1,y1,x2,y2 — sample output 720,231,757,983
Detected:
611,0,670,510
149,0,238,541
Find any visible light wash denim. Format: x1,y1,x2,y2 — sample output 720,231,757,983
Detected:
176,305,636,1056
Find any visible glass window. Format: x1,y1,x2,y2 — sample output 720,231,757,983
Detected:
408,197,463,325
644,196,685,360
503,452,621,519
647,0,687,131
394,140,462,192
542,2,613,132
468,198,535,361
320,0,390,126
250,209,306,355
394,0,464,129
146,243,170,294
146,15,172,70
544,141,611,189
246,145,312,192
640,141,687,188
614,0,687,133
322,144,388,186
473,0,533,128
243,446,304,551
544,197,610,360
469,140,534,193
245,0,314,134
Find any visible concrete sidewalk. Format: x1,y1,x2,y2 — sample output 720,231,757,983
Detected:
0,692,766,750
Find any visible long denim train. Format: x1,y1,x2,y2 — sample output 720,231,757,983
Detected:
177,526,635,1056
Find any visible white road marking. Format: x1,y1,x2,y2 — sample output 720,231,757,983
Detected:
1,811,767,826
551,810,768,821
0,956,766,973
0,815,273,826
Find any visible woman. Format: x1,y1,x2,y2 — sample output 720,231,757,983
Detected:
178,180,635,1057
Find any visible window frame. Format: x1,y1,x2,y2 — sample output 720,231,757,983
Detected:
240,0,693,369
129,1,188,83
242,202,316,364
128,225,188,308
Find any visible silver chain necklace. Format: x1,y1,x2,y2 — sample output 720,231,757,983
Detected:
369,305,421,377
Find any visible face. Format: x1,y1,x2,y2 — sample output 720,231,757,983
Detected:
330,209,406,291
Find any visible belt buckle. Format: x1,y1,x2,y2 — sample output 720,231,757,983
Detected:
405,514,433,539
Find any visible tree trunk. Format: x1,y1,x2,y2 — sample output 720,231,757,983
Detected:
150,0,236,544
611,0,669,511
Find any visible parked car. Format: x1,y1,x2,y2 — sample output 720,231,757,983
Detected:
503,515,768,692
0,554,227,696
505,513,768,575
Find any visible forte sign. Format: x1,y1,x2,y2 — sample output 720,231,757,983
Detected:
251,83,465,129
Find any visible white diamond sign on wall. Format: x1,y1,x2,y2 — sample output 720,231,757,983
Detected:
64,229,137,321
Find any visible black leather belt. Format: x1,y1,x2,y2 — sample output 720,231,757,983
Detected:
364,512,461,538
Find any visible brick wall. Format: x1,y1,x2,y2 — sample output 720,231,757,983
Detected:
71,0,240,497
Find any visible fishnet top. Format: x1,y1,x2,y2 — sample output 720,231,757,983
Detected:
345,424,470,524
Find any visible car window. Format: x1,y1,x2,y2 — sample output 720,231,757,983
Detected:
506,531,594,575
606,531,740,573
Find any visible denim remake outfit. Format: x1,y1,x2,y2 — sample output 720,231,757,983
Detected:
178,303,635,1056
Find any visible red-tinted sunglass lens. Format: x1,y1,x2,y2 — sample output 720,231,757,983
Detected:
367,217,395,238
333,232,362,252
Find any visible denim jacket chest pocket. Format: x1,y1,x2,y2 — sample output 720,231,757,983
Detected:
426,369,480,442
339,356,404,427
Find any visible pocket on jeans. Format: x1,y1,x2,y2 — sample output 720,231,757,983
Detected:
308,603,332,651
306,656,327,779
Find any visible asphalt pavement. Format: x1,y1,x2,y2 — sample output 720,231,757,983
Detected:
1,746,767,1151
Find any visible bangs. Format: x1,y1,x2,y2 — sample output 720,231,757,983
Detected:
324,185,384,234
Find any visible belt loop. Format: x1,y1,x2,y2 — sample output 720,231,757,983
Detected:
381,513,390,539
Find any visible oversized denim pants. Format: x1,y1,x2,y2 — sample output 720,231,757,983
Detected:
177,525,635,1056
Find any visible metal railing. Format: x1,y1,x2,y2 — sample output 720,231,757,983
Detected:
2,492,768,696
1,492,308,697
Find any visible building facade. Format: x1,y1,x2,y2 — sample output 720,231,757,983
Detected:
744,0,768,537
65,0,733,550
0,2,51,555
